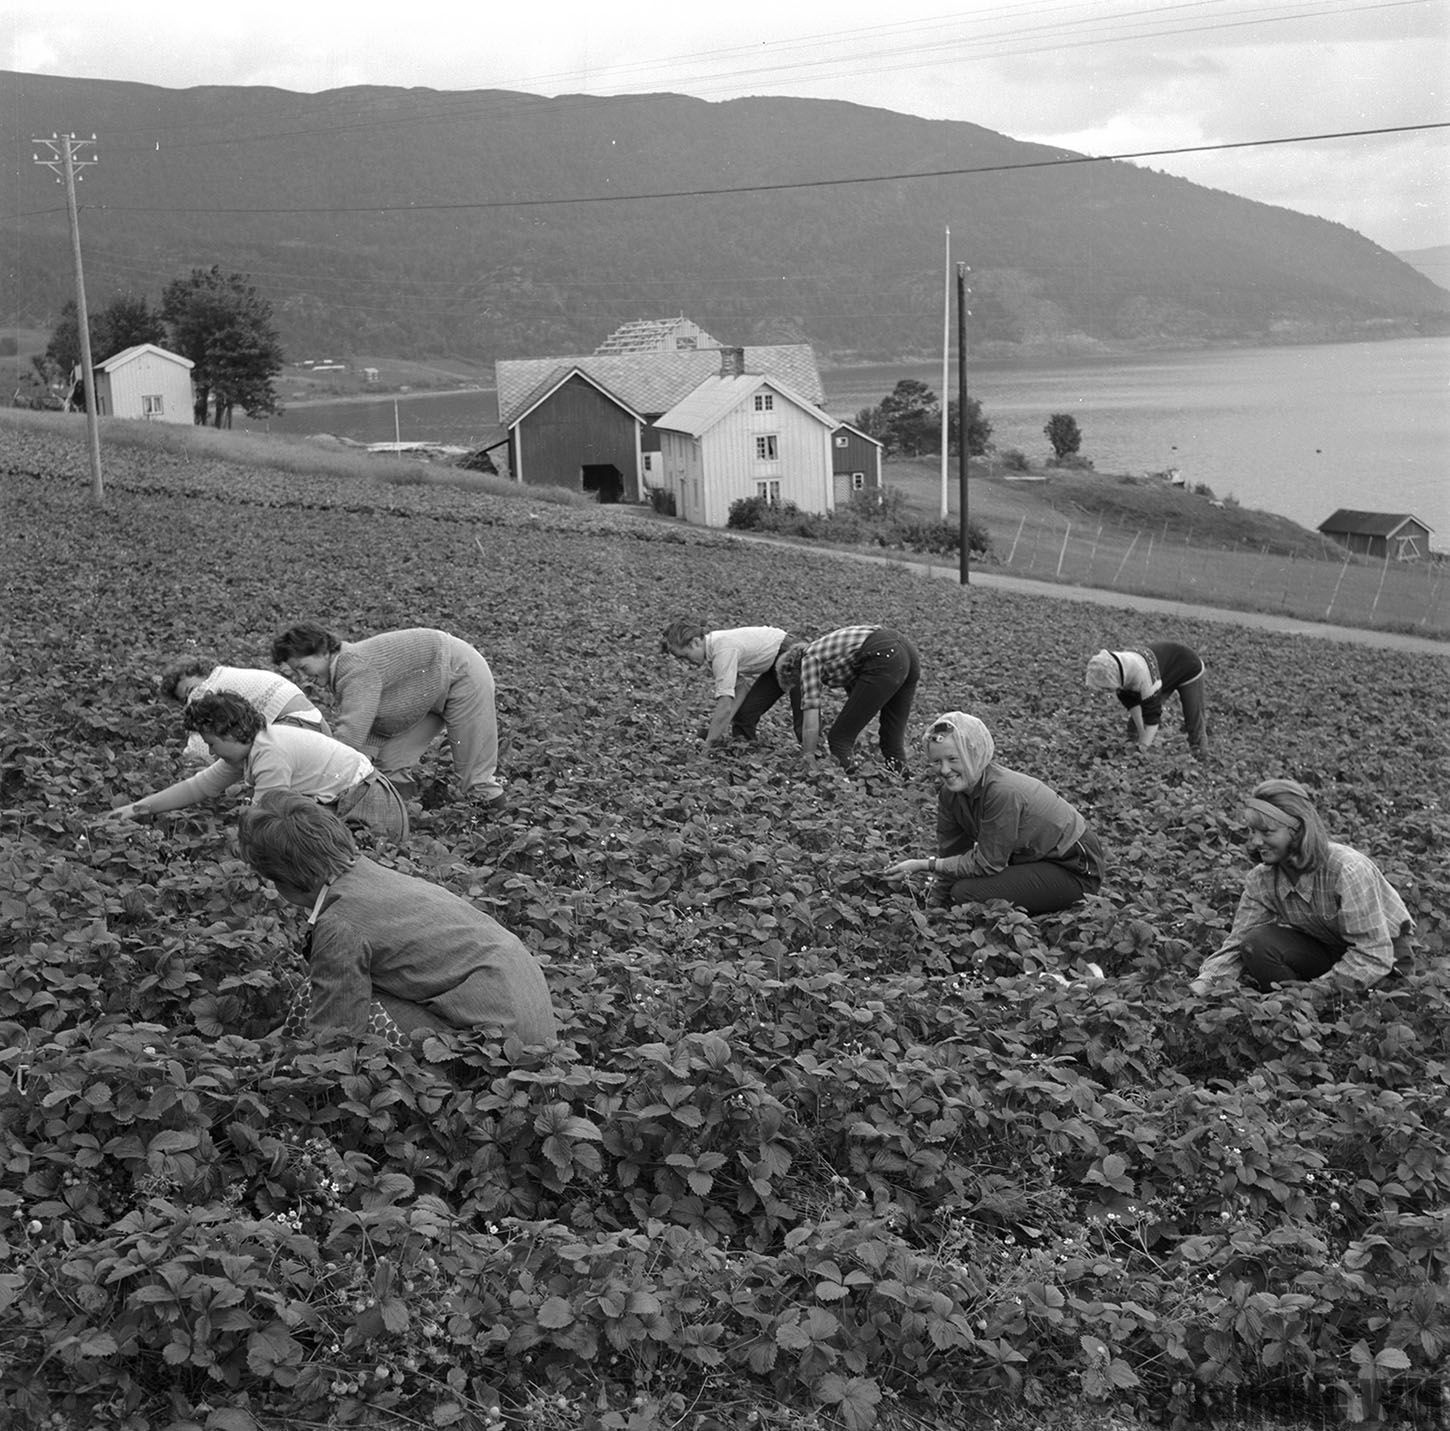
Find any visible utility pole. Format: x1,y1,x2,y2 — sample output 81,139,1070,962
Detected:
956,262,970,585
33,133,103,501
939,226,950,519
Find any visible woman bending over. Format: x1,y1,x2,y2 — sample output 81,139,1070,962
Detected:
885,711,1104,915
112,692,408,837
160,656,329,762
273,622,503,807
1084,641,1208,756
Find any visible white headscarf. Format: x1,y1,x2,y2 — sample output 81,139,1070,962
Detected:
1085,649,1123,692
924,711,995,785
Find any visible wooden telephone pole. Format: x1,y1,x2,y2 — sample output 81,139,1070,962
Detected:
957,262,971,585
33,133,103,501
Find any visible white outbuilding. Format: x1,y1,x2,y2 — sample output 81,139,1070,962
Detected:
85,344,195,424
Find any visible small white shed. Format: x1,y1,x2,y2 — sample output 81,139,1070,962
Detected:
88,344,195,424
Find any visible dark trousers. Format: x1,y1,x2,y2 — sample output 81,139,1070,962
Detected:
1239,924,1412,990
1133,671,1209,755
827,629,920,771
947,830,1103,916
732,636,804,741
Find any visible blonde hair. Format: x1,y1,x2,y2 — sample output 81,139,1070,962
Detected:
1244,778,1327,874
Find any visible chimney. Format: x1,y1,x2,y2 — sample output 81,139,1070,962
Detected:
718,346,746,379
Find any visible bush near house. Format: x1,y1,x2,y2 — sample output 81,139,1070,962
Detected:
727,491,993,558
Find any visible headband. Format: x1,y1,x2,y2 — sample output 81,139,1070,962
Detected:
1244,797,1299,829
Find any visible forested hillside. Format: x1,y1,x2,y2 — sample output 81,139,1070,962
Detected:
4,70,1447,362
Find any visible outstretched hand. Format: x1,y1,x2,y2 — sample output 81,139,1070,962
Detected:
883,857,931,879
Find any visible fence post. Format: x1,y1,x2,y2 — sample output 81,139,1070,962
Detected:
1110,530,1140,586
1324,548,1354,621
1056,523,1072,579
1370,549,1391,615
1006,514,1026,565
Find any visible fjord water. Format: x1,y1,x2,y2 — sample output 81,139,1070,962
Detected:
828,335,1448,551
242,335,1448,549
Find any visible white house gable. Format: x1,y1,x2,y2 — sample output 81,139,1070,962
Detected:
655,375,835,528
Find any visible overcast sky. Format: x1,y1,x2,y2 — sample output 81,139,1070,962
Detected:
6,0,1447,252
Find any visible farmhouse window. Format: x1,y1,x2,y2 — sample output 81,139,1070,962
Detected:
756,479,781,504
142,394,164,418
754,393,774,412
755,434,779,461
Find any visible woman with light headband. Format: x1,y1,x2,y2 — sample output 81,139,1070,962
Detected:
1190,778,1412,994
884,712,1104,915
1084,641,1208,757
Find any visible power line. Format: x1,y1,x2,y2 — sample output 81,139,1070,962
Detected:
78,120,1450,216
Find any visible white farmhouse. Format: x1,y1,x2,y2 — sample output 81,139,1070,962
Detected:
87,344,195,424
654,374,837,528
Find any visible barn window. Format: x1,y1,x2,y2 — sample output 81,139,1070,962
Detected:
834,434,849,447
755,434,779,461
754,393,774,412
851,472,866,492
141,394,164,418
756,479,781,505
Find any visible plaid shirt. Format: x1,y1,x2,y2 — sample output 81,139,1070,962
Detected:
797,626,879,711
1199,842,1412,986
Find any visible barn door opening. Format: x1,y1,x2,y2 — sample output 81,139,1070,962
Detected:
581,464,624,504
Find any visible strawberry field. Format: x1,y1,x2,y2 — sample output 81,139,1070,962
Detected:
2,425,1449,1431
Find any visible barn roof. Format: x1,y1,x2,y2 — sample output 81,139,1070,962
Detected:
496,345,825,428
655,375,835,438
1318,509,1434,537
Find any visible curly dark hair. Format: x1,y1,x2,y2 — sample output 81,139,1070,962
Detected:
182,691,266,744
159,656,216,702
271,622,341,666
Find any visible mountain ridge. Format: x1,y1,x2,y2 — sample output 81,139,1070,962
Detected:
4,70,1446,363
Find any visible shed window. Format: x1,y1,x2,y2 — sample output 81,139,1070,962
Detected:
834,434,848,447
142,394,164,418
755,434,779,461
851,472,866,492
754,393,774,412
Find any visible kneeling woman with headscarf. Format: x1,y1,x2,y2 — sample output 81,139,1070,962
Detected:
1190,778,1413,995
884,712,1105,915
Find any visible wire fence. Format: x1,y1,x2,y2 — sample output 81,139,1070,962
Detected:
989,513,1450,638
